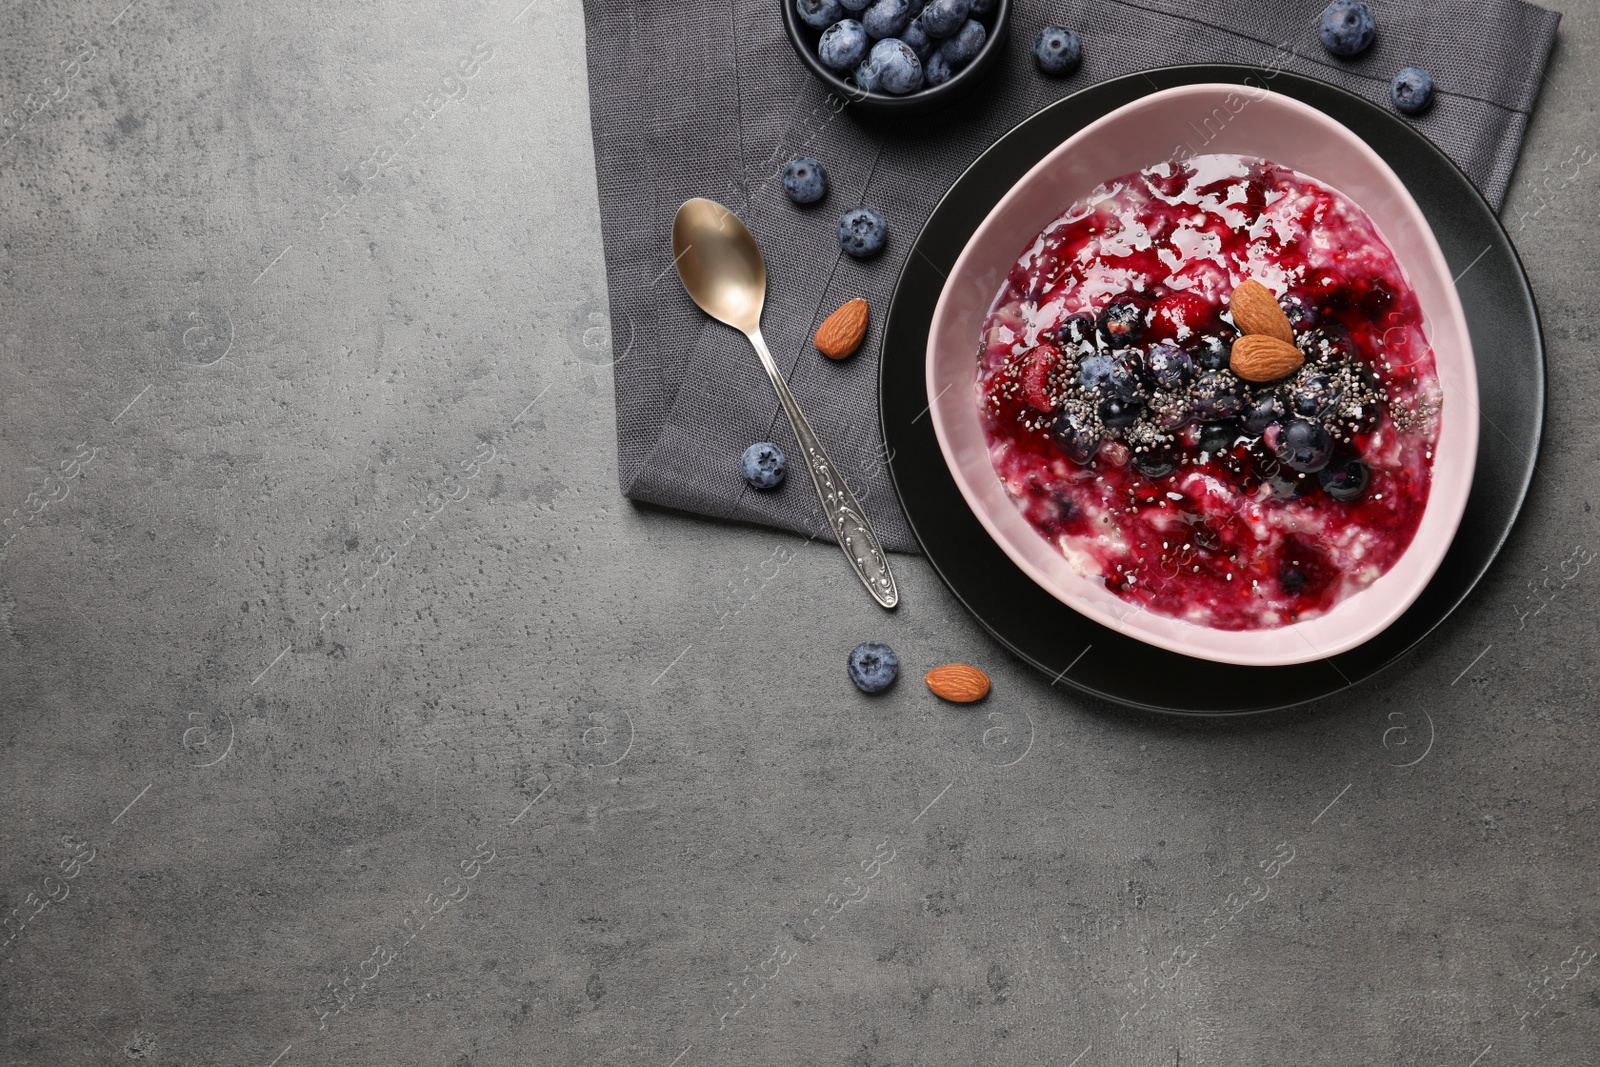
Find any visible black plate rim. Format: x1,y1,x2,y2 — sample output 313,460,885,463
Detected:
879,63,1546,716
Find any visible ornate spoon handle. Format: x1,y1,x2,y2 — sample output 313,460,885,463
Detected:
746,328,898,609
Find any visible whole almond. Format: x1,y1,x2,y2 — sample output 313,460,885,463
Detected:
1230,334,1304,382
925,663,991,703
1229,279,1295,344
815,298,869,360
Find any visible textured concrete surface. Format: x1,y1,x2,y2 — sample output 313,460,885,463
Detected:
2,1,1598,1065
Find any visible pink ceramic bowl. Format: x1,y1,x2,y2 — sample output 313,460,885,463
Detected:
926,83,1478,667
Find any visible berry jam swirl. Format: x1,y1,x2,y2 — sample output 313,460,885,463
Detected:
977,154,1442,631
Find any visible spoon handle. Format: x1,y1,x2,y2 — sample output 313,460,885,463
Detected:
747,328,898,609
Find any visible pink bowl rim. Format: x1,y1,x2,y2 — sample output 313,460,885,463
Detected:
925,83,1479,667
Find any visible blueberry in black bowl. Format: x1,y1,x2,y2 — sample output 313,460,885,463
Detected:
781,0,1010,117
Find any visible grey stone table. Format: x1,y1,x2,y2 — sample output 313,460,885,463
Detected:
2,2,1597,1065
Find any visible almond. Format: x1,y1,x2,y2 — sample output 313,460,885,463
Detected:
1230,334,1304,383
1228,279,1295,344
924,663,991,703
815,298,869,360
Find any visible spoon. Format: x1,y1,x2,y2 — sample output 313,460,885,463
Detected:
672,197,898,609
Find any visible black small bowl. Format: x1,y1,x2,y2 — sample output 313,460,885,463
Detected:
781,0,1011,118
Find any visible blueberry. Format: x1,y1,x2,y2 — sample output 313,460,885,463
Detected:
918,0,970,38
1191,370,1245,420
1052,412,1100,464
1132,451,1176,479
1198,420,1238,455
1078,352,1141,398
1099,395,1142,430
939,19,985,65
1241,391,1285,435
741,442,787,489
847,641,899,693
1292,373,1343,418
1097,298,1146,346
924,49,954,86
852,57,884,92
1281,294,1318,333
900,17,935,59
1319,1,1376,58
781,157,829,205
1056,313,1097,347
1273,418,1334,473
838,0,870,10
1142,343,1193,391
1034,26,1082,76
1191,330,1234,372
861,0,913,39
1318,457,1371,501
818,19,870,72
1391,66,1434,114
838,205,888,258
868,37,923,94
797,0,846,31
968,0,995,11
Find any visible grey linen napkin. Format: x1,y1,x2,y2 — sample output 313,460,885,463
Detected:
582,0,1559,553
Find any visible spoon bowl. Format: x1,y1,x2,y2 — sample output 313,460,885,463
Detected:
672,199,767,333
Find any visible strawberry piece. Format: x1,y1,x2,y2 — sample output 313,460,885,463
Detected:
1018,343,1062,411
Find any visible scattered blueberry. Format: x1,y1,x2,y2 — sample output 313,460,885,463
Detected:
1391,66,1435,114
1281,294,1319,332
901,16,936,59
1099,395,1142,429
924,49,954,86
1273,418,1334,473
741,442,788,489
853,57,884,92
838,205,889,258
1190,331,1234,372
1142,343,1193,390
1241,391,1285,435
1291,373,1343,418
1034,26,1082,77
1132,451,1177,479
847,641,900,693
781,157,829,205
1198,420,1238,455
1052,411,1100,464
1318,457,1371,501
868,37,923,94
1056,313,1097,347
1097,298,1146,346
818,19,870,72
796,0,845,31
1319,1,1376,58
861,0,914,39
918,0,971,38
939,19,986,65
1191,370,1245,420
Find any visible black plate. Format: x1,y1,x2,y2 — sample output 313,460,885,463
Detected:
880,65,1545,716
